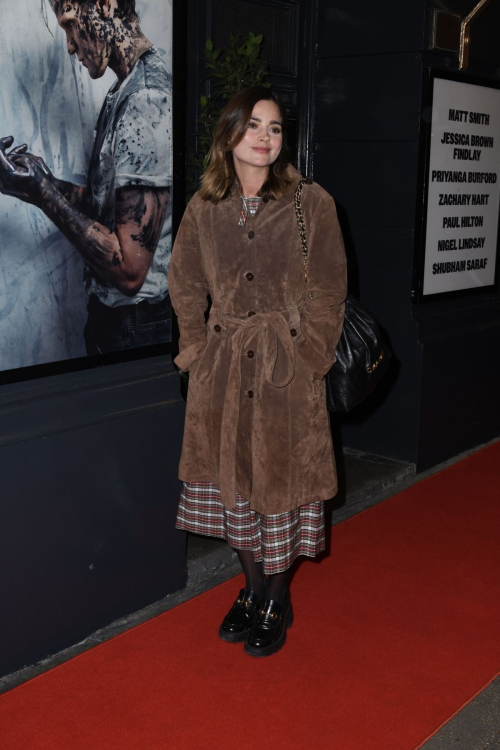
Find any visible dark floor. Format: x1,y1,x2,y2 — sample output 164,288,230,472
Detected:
421,677,500,750
1,441,499,750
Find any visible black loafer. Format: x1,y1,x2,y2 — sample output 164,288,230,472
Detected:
219,588,262,643
244,597,293,657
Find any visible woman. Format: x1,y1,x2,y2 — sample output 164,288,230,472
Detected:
169,86,347,657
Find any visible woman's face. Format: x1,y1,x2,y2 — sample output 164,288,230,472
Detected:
232,99,283,172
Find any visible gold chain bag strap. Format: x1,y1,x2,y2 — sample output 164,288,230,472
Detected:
293,178,310,281
292,178,391,412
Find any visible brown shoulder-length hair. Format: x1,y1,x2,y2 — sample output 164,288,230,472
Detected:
199,86,293,203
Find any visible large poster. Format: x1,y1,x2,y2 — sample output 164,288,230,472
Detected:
422,76,500,296
0,0,173,373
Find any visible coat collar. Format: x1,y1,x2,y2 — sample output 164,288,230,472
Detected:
226,164,306,205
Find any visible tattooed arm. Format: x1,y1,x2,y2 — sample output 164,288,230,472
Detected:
51,178,87,212
41,180,168,296
0,139,167,296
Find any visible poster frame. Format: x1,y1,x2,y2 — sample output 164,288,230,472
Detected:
412,68,500,305
0,0,186,388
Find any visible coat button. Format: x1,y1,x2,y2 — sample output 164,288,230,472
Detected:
248,231,254,239
245,272,254,281
247,350,254,358
247,390,254,398
290,328,297,337
247,310,256,317
214,324,221,332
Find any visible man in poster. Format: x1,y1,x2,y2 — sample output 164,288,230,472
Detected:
0,0,172,354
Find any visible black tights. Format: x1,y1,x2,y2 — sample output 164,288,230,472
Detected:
234,549,290,604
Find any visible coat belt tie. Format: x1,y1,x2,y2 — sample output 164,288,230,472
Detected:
213,305,299,507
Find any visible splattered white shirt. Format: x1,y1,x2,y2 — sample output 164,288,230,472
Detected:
85,47,172,307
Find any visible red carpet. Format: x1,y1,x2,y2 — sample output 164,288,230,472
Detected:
1,442,500,750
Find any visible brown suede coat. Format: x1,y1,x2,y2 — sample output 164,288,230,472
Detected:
169,167,347,514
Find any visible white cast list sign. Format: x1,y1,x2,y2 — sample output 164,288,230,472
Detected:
423,77,500,295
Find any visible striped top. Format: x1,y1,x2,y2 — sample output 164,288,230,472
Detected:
239,196,261,226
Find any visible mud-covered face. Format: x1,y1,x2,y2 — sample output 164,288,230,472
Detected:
52,1,114,79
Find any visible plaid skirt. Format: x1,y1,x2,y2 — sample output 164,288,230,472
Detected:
176,482,326,575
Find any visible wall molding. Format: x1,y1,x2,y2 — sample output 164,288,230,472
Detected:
0,356,183,450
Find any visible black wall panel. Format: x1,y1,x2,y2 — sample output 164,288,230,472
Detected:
314,142,420,228
0,357,187,677
417,321,500,468
314,56,422,143
317,1,427,57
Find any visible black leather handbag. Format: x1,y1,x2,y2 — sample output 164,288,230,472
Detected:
294,180,391,412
